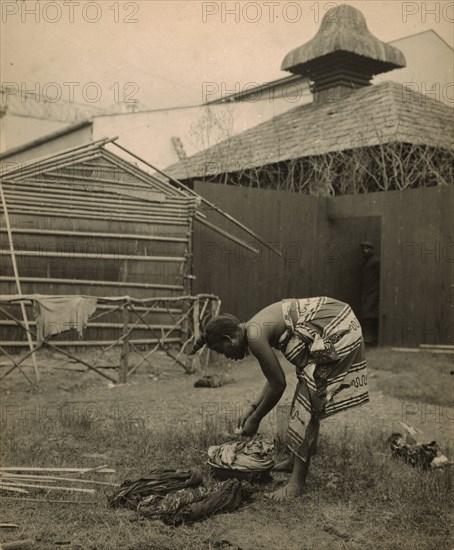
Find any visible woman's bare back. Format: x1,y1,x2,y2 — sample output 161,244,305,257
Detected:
246,301,286,348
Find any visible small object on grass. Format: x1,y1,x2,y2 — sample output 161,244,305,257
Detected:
430,455,450,468
388,433,441,470
194,374,233,388
0,523,19,528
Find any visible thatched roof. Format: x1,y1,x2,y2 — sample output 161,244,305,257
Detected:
282,4,406,76
165,81,454,181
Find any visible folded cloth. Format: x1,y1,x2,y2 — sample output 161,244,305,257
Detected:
32,295,97,342
139,479,253,525
208,435,274,471
108,468,203,508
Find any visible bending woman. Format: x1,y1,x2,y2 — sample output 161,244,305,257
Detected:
189,297,369,501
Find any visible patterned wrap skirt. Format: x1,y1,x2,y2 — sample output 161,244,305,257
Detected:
278,297,369,462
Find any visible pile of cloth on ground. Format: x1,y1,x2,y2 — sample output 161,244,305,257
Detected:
108,468,253,524
208,434,274,471
388,433,449,470
138,479,253,525
108,468,203,509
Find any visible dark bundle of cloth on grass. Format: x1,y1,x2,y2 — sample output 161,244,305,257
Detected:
388,433,439,470
108,468,203,508
138,479,253,525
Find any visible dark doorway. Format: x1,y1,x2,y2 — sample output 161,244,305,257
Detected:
317,215,382,344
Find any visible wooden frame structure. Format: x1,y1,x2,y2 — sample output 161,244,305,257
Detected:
0,293,221,386
0,137,281,384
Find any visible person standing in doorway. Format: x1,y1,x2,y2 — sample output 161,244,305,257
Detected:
360,241,380,346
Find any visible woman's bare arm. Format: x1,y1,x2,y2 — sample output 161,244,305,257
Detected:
247,332,286,421
251,381,270,408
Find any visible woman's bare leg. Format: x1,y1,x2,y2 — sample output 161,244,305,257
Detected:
273,454,295,472
273,431,318,471
267,450,313,501
267,420,319,500
312,427,320,455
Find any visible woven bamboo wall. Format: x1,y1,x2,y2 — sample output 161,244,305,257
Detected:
0,144,197,347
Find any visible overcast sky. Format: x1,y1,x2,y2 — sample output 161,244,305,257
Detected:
2,0,453,111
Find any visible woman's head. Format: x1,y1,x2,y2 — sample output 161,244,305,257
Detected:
189,314,247,360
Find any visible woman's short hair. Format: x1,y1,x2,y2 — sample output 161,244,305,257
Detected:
188,313,240,354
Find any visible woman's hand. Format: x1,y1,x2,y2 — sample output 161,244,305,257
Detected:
240,414,261,436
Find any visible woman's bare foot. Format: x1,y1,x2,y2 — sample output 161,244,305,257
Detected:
272,456,295,472
265,482,302,501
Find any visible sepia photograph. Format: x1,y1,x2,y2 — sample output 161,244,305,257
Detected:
0,1,453,548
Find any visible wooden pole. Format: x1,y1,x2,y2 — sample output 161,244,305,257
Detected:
180,217,193,366
0,481,95,493
195,215,260,254
1,137,118,179
193,300,201,343
0,276,184,291
1,538,35,549
44,342,117,383
0,250,186,263
0,467,114,473
0,343,40,387
111,141,283,258
0,182,40,382
0,227,188,244
119,302,130,383
0,473,118,486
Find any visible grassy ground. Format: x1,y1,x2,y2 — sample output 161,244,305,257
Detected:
365,348,453,406
0,347,453,549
